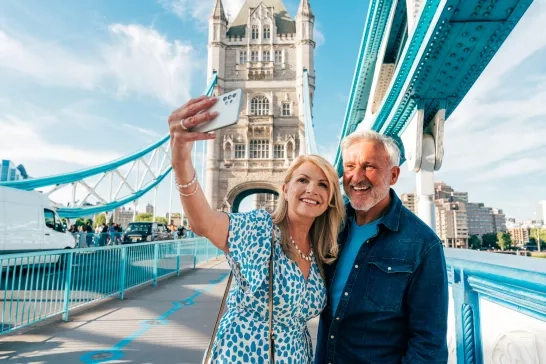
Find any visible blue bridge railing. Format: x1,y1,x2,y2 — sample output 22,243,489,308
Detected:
445,248,546,363
0,238,222,335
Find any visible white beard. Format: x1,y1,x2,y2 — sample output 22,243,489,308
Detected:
346,181,390,212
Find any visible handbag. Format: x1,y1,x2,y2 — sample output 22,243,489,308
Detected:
203,231,276,363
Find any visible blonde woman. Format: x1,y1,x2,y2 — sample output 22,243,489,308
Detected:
168,95,345,363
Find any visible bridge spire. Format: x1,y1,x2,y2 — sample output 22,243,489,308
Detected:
211,0,228,23
297,0,314,20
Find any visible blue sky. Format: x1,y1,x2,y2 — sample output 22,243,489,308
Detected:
0,0,544,220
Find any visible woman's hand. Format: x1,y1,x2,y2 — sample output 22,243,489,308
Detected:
168,95,219,166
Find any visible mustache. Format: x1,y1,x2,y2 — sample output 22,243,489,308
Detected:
350,181,372,189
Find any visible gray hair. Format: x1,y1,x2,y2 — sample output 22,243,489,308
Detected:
340,130,401,167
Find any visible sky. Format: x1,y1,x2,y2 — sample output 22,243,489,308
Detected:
0,0,544,221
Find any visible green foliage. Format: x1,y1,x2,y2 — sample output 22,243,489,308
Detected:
94,213,107,227
469,235,481,250
136,212,153,222
75,218,86,228
496,232,512,250
156,216,168,224
481,233,498,249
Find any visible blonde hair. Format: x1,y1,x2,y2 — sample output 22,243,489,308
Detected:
271,155,346,271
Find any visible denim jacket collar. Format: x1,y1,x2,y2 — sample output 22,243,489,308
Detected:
344,188,401,233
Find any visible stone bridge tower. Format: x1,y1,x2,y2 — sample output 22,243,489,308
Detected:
205,0,315,212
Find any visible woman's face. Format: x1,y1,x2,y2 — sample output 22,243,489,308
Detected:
283,161,331,220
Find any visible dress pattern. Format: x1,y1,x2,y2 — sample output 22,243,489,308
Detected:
208,209,327,363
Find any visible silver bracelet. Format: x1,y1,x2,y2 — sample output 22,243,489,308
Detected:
175,170,197,191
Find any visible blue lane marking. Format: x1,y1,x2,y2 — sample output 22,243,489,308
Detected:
80,272,229,363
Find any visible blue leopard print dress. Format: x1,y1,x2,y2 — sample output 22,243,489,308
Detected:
208,209,326,363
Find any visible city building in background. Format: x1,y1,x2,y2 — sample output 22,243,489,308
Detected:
537,200,546,225
145,203,154,215
509,227,530,247
401,193,417,215
0,159,28,182
401,181,507,248
435,199,469,248
166,212,182,226
114,206,135,229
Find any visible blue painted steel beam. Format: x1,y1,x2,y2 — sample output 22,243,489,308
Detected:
334,0,533,175
55,167,172,218
334,0,394,175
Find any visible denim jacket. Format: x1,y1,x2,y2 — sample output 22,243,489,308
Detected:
315,189,448,364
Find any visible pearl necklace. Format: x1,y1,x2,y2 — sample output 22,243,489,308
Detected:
289,236,314,261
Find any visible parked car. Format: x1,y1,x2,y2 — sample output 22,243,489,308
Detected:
122,222,173,244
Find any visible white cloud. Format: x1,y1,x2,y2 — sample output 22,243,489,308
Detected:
0,29,101,89
103,24,197,106
314,24,325,48
0,24,199,107
0,116,121,166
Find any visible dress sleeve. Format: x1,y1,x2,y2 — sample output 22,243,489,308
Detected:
225,209,273,293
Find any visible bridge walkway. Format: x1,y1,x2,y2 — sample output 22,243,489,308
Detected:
0,259,319,364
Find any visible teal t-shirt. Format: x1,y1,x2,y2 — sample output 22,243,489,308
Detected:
330,217,381,314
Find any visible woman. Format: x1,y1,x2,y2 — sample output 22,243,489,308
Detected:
168,95,345,363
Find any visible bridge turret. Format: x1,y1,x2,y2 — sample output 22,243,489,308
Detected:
296,0,315,78
296,0,315,156
208,0,228,87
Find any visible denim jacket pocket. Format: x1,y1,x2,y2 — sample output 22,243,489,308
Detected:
364,256,414,311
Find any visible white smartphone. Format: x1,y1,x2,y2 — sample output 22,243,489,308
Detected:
190,89,244,133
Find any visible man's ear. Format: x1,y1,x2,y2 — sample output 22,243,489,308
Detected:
390,166,401,185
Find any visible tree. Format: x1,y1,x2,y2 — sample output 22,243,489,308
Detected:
497,232,512,250
156,216,168,224
136,212,153,222
94,213,106,227
469,235,481,250
75,218,86,228
85,218,93,226
481,233,498,249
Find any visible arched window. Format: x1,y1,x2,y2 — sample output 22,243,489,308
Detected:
263,25,271,39
251,96,270,115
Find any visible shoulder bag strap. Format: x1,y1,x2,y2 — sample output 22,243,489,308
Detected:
269,229,275,362
203,271,233,363
203,228,276,363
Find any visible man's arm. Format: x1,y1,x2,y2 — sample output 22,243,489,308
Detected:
402,241,449,363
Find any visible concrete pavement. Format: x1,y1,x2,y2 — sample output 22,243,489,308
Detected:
0,259,319,363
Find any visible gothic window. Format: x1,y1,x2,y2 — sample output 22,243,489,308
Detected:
252,25,259,39
263,50,270,62
249,140,269,159
263,25,271,39
239,51,247,64
251,51,259,62
274,50,283,64
235,144,245,159
274,144,284,159
251,96,269,115
282,103,291,116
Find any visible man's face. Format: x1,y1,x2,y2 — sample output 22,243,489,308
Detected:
342,140,399,212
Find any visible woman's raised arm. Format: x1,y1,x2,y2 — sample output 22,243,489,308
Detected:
168,95,230,252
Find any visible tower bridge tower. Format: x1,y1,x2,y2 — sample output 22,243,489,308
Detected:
205,0,315,212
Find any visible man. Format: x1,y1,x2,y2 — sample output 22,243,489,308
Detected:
315,130,448,363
